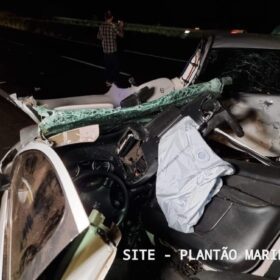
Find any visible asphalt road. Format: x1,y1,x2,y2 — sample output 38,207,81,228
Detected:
0,91,34,159
0,27,199,98
0,26,198,158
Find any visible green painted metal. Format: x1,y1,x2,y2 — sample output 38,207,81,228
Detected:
37,78,229,137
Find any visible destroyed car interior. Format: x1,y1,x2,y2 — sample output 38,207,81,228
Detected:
1,34,280,280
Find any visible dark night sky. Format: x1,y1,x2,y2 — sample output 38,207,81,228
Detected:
0,0,278,33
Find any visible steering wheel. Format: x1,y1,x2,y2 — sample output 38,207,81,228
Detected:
74,171,129,226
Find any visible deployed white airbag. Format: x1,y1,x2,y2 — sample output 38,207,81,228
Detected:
156,116,234,233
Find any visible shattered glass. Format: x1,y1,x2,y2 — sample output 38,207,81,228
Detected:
36,78,227,137
198,49,280,95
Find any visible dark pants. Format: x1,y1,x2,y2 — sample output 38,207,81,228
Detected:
104,52,119,84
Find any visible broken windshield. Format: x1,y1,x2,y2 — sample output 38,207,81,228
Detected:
197,48,280,94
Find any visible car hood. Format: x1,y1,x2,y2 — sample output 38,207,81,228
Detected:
0,89,35,159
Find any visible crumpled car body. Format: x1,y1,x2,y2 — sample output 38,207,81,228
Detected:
1,33,280,280
0,73,226,280
196,34,280,158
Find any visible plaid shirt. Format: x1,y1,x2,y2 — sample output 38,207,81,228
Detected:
97,22,122,53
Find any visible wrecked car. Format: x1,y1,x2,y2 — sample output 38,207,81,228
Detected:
1,33,280,280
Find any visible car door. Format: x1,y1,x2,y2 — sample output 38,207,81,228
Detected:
1,141,90,280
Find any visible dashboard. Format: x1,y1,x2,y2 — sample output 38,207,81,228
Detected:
55,136,155,219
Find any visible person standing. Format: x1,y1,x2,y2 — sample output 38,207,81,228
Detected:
97,10,124,87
